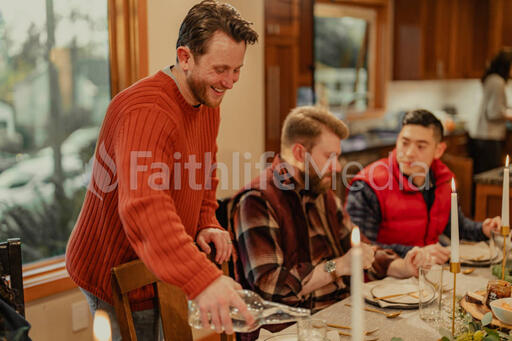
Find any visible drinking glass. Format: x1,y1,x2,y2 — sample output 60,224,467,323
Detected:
419,265,444,323
297,318,326,341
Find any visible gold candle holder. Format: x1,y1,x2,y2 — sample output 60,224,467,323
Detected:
450,262,460,337
502,226,510,280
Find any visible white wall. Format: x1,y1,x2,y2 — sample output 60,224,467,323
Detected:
386,79,512,129
147,0,265,197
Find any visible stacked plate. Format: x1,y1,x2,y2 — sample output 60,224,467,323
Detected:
363,278,435,309
460,241,502,266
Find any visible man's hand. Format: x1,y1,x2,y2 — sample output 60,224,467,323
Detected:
193,276,254,334
482,216,501,238
388,247,430,278
196,228,232,264
337,243,375,276
422,243,450,264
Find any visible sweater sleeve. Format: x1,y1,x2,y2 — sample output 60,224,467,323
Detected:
114,108,222,299
197,142,223,232
233,191,315,305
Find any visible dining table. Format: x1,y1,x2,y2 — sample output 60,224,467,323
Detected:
256,266,495,340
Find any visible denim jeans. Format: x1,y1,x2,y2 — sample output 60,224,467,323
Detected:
80,288,162,341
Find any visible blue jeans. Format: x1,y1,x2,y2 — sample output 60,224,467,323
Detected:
80,288,162,341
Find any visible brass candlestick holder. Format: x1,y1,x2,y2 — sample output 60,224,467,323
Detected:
501,225,510,280
450,262,460,337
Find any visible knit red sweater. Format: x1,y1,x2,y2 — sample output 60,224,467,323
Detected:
66,70,223,309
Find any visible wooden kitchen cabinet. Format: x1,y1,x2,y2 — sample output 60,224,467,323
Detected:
393,0,453,80
265,0,299,37
393,0,510,80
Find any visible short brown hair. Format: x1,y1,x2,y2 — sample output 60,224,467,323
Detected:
402,109,444,142
176,1,258,57
281,106,349,150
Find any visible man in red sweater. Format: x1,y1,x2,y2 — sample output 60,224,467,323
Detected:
65,1,258,338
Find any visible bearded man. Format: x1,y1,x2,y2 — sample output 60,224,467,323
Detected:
230,106,427,340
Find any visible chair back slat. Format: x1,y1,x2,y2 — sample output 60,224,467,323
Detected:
0,238,24,316
111,272,138,340
111,259,194,341
156,281,193,341
111,260,156,294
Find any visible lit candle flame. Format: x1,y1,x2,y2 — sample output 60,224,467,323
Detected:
506,155,510,168
451,178,456,192
93,310,112,341
351,226,361,247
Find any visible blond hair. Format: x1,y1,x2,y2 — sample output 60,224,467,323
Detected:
281,106,349,150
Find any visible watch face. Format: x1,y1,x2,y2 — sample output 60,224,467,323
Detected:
325,260,336,273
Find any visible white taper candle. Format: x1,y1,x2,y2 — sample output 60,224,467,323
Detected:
502,155,510,227
351,227,364,341
450,178,459,263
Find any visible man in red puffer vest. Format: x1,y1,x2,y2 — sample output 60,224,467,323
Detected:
346,109,501,264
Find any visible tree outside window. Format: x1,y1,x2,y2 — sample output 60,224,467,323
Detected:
0,0,110,264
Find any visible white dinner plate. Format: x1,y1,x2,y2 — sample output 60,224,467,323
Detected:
460,241,496,262
371,282,434,305
264,334,298,341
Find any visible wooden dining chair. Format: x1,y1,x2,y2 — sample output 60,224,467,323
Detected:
0,238,25,317
111,259,233,341
111,259,193,340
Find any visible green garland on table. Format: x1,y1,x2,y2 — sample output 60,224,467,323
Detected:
437,312,512,341
491,265,512,282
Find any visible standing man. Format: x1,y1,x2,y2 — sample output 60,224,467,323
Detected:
66,1,258,338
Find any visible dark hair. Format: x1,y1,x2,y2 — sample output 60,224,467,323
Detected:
481,50,511,83
401,109,444,142
281,106,349,150
176,0,258,58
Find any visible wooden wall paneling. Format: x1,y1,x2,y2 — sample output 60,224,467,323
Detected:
264,0,299,153
475,183,512,222
265,40,298,153
442,153,473,218
298,0,314,87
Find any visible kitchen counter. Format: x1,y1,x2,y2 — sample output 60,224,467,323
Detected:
474,166,510,186
341,128,468,155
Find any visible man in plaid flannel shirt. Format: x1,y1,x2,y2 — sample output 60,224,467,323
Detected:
231,106,428,319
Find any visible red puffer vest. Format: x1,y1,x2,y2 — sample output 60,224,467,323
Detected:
351,149,453,247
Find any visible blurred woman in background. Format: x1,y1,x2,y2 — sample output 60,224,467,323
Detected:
470,50,512,174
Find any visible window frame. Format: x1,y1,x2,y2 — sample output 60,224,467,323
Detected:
315,0,390,120
21,0,148,302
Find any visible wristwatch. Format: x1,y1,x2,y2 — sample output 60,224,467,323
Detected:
324,259,337,282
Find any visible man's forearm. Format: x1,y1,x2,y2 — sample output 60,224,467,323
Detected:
386,258,410,278
300,263,335,296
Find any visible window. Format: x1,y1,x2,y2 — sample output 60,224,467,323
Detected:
0,0,146,302
314,3,377,115
312,0,390,119
0,0,111,264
